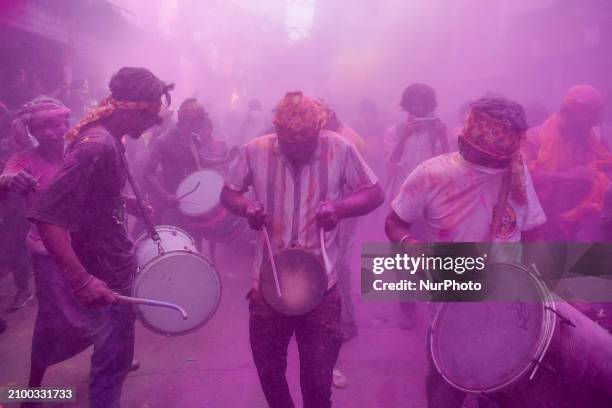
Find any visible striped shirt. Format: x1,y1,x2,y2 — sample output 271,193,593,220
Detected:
225,130,378,289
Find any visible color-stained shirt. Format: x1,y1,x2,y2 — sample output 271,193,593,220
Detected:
3,149,61,254
149,127,229,197
384,118,445,197
29,126,135,289
225,130,378,289
391,152,546,243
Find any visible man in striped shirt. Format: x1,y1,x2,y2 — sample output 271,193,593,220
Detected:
222,91,384,408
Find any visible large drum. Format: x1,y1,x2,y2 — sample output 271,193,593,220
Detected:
430,263,612,407
260,247,328,316
259,227,329,316
176,169,246,242
133,226,221,335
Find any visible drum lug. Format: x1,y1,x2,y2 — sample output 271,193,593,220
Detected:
545,306,576,327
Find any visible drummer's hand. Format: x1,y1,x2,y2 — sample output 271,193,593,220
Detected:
246,201,267,230
125,196,155,218
74,276,117,307
0,171,38,194
315,201,339,231
142,203,155,219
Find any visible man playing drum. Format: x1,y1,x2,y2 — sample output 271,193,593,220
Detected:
221,91,384,408
28,67,173,408
142,98,236,250
385,96,547,407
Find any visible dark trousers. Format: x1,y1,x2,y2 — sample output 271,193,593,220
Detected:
7,249,31,292
249,286,343,408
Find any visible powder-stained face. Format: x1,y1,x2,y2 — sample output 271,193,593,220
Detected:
559,85,606,137
559,103,604,136
276,126,320,165
29,115,69,149
404,96,433,118
124,108,163,139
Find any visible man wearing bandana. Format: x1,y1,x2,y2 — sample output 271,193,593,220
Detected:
0,96,69,318
385,97,546,407
142,98,236,250
28,67,173,408
222,92,384,408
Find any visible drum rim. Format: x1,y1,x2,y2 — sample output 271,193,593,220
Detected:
430,262,556,393
134,250,222,336
176,169,223,216
134,225,196,248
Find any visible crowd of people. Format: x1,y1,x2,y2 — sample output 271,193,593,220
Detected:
1,63,611,408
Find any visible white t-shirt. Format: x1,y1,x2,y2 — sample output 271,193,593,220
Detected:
391,152,546,243
383,119,443,197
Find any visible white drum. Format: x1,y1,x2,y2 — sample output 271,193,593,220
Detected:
133,226,221,335
176,170,224,217
431,263,612,406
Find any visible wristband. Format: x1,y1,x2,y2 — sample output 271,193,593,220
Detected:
399,234,411,247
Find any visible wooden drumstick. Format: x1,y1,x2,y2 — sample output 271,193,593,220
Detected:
177,181,201,200
319,228,331,274
262,226,283,298
115,294,188,320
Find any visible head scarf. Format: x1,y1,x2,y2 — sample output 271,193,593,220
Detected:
12,96,70,147
561,85,605,120
64,98,163,142
461,97,528,204
273,92,329,135
530,85,611,223
65,67,173,142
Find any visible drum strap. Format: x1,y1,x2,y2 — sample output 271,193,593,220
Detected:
490,169,512,241
188,132,203,170
116,140,161,244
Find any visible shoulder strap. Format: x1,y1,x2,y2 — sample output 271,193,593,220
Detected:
490,169,512,240
187,133,203,170
116,139,160,243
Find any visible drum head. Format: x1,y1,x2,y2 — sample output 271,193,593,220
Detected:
135,251,221,335
134,225,196,268
176,170,223,217
431,263,551,393
260,248,328,316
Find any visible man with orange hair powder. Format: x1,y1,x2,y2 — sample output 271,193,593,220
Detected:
222,91,384,408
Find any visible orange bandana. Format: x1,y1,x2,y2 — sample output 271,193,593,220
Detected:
529,114,612,222
65,97,162,142
462,110,527,205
